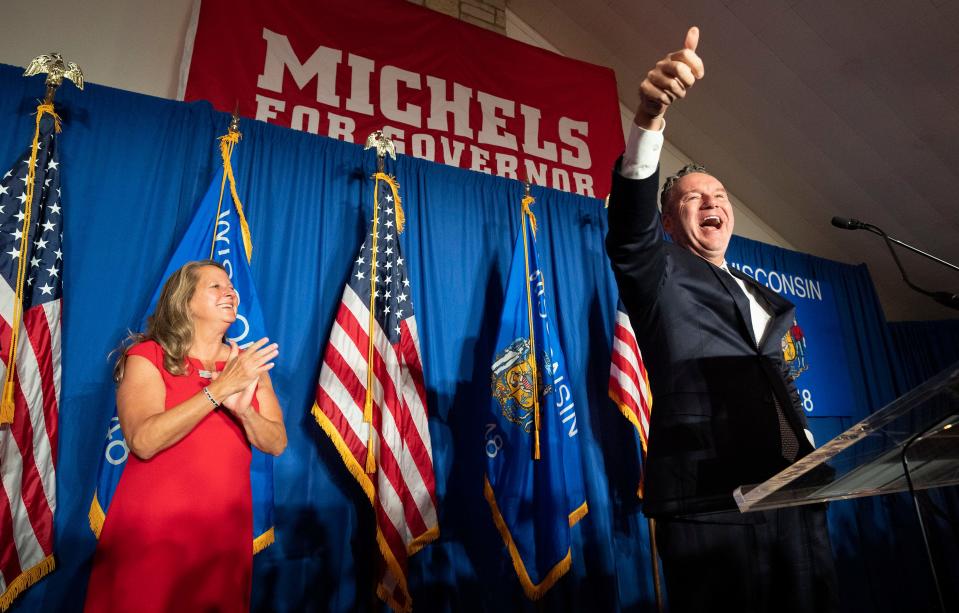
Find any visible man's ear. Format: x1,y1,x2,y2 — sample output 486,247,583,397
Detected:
661,207,674,235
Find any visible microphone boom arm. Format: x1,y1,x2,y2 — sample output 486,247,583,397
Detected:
880,233,959,273
833,218,959,311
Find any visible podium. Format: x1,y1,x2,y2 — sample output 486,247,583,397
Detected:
734,362,959,612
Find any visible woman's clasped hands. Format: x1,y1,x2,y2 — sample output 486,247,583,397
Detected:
209,337,279,416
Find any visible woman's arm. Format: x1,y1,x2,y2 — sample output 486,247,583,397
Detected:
222,372,287,456
117,356,217,460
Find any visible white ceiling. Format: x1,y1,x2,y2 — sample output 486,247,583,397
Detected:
510,0,959,321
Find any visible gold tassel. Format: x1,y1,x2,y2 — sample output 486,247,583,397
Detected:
0,382,15,424
1,104,60,425
365,431,377,474
219,132,253,262
521,194,537,236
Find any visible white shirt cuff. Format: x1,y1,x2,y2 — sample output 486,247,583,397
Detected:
619,120,665,180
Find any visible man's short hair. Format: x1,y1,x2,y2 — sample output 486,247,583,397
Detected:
660,163,710,212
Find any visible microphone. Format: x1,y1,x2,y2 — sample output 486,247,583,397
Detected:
930,291,959,310
830,216,867,231
831,215,959,311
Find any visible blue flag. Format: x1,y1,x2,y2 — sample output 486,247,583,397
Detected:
484,194,587,599
89,134,275,553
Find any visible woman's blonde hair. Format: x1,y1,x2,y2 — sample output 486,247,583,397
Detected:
113,260,226,382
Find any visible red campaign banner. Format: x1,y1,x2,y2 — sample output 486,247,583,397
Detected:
180,0,624,197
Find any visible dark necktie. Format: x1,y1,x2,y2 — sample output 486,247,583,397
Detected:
774,395,800,462
737,276,800,462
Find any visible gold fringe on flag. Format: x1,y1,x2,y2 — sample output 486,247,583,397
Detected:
373,172,405,233
252,526,275,554
0,555,56,612
1,104,61,424
88,493,106,538
483,477,578,600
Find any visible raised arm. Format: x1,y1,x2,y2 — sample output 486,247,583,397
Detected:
633,27,703,131
606,27,705,309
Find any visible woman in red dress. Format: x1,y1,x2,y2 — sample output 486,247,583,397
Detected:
85,261,287,613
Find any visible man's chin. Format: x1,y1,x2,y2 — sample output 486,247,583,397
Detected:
675,234,729,259
688,240,729,263
702,234,731,253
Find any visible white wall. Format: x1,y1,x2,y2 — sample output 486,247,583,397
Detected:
0,0,791,248
0,0,195,99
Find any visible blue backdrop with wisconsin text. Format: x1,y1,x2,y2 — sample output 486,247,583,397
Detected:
726,238,858,418
0,63,950,613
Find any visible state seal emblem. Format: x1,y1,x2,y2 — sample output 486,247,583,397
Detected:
491,338,552,433
781,317,809,379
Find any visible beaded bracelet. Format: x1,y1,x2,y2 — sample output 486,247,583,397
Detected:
202,386,220,408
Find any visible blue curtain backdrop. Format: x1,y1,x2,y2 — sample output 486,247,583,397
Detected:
889,319,959,387
0,62,949,612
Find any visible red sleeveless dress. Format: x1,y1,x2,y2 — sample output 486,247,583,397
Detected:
85,340,255,613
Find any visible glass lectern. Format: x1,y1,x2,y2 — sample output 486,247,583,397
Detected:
734,363,959,612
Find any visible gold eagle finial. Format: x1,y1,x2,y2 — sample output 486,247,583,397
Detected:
24,53,85,103
364,130,396,159
364,130,396,173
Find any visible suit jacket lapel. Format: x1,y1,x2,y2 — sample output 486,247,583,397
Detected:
709,264,759,347
729,267,794,352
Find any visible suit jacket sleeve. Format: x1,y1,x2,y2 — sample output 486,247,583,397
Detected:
605,160,666,314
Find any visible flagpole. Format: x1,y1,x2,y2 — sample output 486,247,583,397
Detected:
361,131,398,474
648,517,663,612
519,181,541,460
363,174,382,475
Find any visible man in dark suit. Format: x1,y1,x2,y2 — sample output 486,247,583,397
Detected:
606,27,838,612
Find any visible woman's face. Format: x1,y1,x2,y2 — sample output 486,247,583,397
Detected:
188,265,237,327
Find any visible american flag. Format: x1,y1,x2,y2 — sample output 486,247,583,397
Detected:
608,300,652,494
312,172,437,613
0,106,62,610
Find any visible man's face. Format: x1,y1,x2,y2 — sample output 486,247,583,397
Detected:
662,172,734,266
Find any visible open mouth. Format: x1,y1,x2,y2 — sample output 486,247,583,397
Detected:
700,215,722,229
